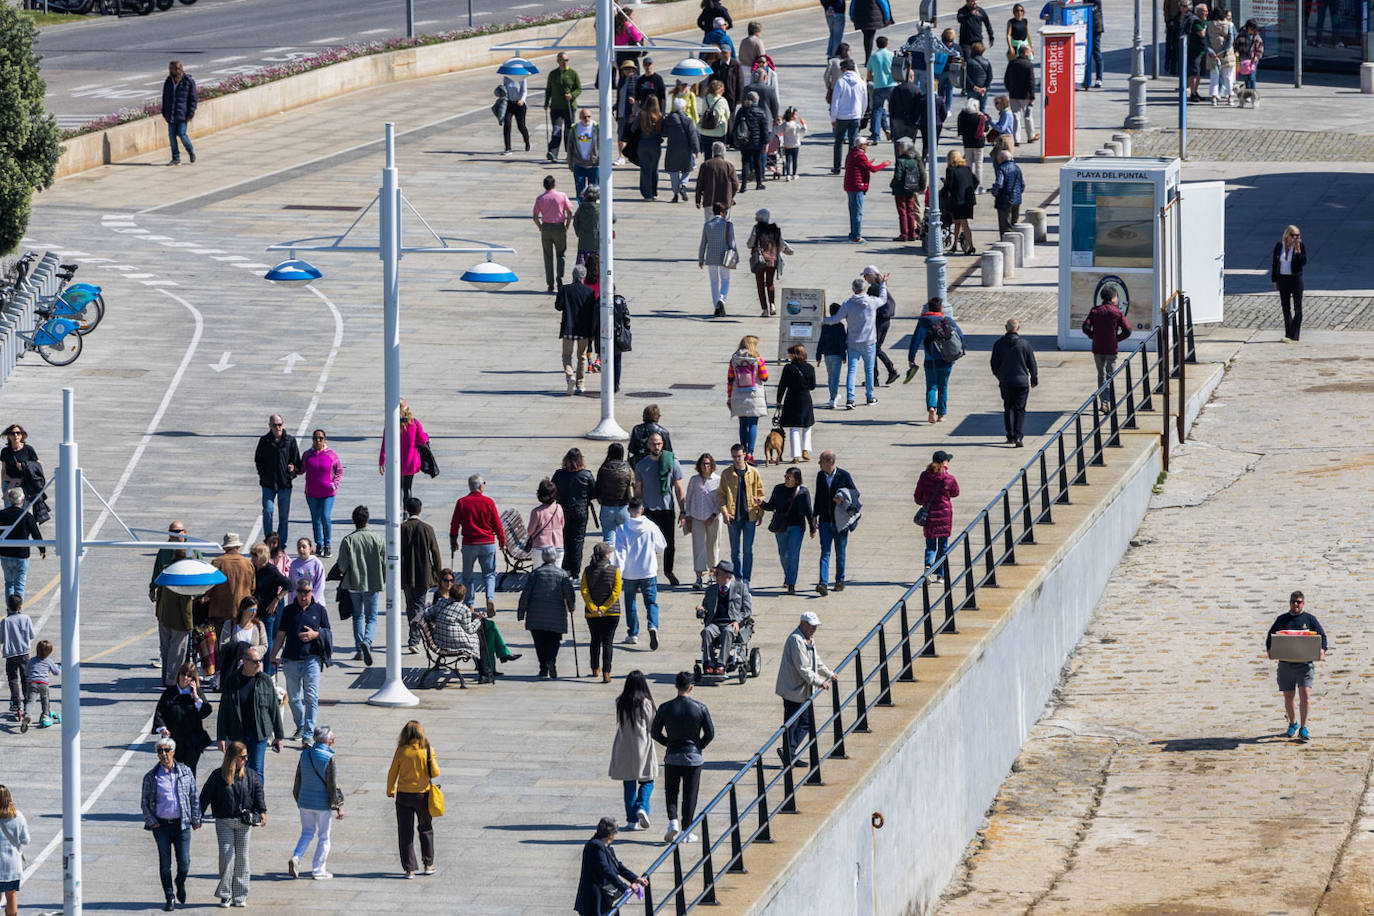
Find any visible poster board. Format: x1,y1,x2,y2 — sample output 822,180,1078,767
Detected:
777,288,826,363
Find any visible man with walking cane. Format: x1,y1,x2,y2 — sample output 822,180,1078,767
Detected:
545,53,582,163
517,547,578,679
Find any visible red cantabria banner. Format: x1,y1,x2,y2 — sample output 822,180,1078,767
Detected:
1041,28,1076,160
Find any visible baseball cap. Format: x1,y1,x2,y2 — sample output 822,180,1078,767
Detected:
932,450,953,463
800,611,821,627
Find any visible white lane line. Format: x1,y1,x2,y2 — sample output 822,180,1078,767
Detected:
140,235,172,241
212,255,247,261
190,248,226,254
511,2,539,7
122,273,156,279
245,283,343,546
232,262,271,269
212,55,247,63
261,46,293,53
141,280,180,286
309,36,346,44
359,27,389,34
414,19,439,25
157,241,204,248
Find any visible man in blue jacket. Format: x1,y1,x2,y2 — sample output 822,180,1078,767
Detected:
990,148,1025,236
161,61,198,166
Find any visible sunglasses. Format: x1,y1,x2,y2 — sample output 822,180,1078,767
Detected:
157,748,174,754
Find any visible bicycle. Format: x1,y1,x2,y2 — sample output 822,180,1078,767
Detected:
17,310,83,367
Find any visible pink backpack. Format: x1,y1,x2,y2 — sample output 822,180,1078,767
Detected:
732,352,759,388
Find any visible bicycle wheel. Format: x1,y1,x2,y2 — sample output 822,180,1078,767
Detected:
156,0,174,9
72,295,104,334
37,331,83,367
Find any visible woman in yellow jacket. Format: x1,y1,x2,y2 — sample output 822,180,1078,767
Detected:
386,720,439,877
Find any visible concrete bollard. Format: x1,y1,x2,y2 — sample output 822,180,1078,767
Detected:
1106,140,1124,156
1112,133,1133,156
1013,222,1035,263
980,249,1004,287
1095,147,1115,157
1363,62,1374,94
1026,207,1048,243
991,241,1017,279
1001,231,1025,268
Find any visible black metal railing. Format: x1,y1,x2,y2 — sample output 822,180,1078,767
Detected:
614,305,1197,915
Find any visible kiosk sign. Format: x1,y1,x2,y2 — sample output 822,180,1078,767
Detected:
1041,27,1077,160
777,288,825,362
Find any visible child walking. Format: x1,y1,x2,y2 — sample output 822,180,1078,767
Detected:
779,107,806,181
2,594,34,724
23,640,59,732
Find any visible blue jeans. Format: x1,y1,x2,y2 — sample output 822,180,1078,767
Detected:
305,495,334,549
846,190,865,240
349,590,379,650
825,9,846,58
600,505,631,549
261,487,291,546
832,118,860,171
938,76,955,115
818,522,848,585
870,86,893,137
1241,70,1257,90
846,343,876,402
283,655,321,737
738,416,760,456
824,353,845,402
461,543,498,606
1,556,28,598
622,577,659,637
572,164,599,199
152,819,192,898
244,737,268,779
924,536,950,572
260,611,278,673
1083,40,1103,87
727,517,756,582
167,120,194,161
622,780,655,822
925,362,953,416
774,526,803,586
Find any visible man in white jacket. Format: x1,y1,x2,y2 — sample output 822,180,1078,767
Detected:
774,611,834,767
829,59,867,173
614,498,667,649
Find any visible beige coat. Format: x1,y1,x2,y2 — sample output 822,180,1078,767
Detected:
608,697,657,782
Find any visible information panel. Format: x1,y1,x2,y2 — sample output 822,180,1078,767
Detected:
777,288,826,363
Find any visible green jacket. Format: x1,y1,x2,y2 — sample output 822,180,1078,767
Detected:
337,526,386,593
216,669,285,743
890,155,927,197
150,547,201,632
545,68,582,113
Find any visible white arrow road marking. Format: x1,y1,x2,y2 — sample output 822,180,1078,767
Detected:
280,352,304,373
210,351,234,372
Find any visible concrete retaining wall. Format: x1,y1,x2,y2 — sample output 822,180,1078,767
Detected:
750,373,1221,916
54,0,815,179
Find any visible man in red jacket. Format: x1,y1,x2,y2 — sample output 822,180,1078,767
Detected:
1081,288,1131,406
842,137,889,243
450,475,506,614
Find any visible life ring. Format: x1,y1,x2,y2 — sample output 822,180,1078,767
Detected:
871,812,885,829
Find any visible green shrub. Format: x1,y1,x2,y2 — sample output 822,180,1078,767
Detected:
0,4,62,254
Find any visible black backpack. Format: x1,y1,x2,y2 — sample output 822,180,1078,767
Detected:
731,112,752,148
901,163,922,193
700,99,720,131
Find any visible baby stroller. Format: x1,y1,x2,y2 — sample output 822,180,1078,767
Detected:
694,612,763,686
921,186,956,251
764,132,784,181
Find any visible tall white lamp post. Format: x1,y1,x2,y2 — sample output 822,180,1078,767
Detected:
265,123,517,707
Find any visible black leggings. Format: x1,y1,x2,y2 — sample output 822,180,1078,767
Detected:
861,28,877,63
874,318,896,376
503,103,530,151
1277,276,1304,341
531,629,562,674
587,615,618,673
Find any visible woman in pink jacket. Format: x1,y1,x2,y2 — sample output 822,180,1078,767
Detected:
380,398,430,507
302,429,343,557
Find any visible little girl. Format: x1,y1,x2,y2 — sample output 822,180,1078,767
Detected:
23,640,59,731
779,107,806,181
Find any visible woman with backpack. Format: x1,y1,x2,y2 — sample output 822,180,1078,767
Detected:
726,335,769,464
956,99,990,189
698,80,731,154
906,297,962,424
890,138,926,243
913,450,960,582
746,208,793,316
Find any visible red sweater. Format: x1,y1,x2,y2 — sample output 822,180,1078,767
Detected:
450,492,504,546
843,148,888,193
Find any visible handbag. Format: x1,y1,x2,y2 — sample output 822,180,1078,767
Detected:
721,247,739,269
425,747,445,817
914,504,930,526
417,442,440,479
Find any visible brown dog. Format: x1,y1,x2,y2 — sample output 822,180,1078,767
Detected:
763,429,786,465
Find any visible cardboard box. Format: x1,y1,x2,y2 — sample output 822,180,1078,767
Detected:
1268,632,1323,663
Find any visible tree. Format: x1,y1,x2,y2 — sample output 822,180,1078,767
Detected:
0,5,62,255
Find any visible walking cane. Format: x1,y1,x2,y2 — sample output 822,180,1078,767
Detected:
543,104,551,154
567,604,582,678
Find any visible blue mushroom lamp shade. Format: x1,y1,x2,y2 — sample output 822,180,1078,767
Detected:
154,558,227,597
670,57,713,79
461,261,519,291
497,57,539,75
264,259,323,288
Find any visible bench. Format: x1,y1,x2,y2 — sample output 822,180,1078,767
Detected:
418,624,473,689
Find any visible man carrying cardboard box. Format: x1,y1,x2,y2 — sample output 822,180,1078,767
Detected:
1265,590,1327,742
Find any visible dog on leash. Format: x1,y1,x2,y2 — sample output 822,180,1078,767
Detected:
1236,86,1259,108
763,429,786,465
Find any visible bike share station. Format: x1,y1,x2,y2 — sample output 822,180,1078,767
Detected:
1043,1,1094,86
1055,156,1226,350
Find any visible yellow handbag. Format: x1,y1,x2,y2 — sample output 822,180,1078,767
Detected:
426,747,445,817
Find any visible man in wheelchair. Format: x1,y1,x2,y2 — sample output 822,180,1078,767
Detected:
696,561,753,675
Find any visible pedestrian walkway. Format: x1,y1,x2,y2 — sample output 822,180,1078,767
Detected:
937,328,1374,914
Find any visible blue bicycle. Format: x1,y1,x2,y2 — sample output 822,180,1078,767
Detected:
18,311,83,366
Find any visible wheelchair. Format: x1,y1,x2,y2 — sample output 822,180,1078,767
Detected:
693,614,763,686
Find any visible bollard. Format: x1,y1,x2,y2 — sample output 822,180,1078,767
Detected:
980,249,1004,287
1095,147,1115,157
1013,222,1035,264
991,241,1017,280
1025,207,1048,243
1111,133,1133,156
1106,140,1124,156
1362,62,1374,94
1001,231,1025,268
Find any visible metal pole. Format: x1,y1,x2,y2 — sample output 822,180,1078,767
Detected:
587,0,627,441
1294,1,1303,88
369,124,419,708
1126,0,1149,127
1178,30,1187,159
406,0,414,38
923,29,947,309
58,387,82,916
467,0,473,29
1151,0,1159,78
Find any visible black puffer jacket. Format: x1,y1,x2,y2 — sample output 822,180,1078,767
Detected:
596,459,634,507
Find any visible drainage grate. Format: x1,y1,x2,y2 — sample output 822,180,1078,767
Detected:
282,205,363,212
624,391,673,398
670,383,715,390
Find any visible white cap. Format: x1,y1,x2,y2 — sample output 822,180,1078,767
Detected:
800,611,821,627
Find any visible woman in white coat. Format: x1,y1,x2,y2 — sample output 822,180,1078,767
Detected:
609,670,658,831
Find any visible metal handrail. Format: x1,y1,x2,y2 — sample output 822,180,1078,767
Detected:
616,306,1194,915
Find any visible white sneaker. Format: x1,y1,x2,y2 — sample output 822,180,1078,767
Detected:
288,856,299,878
312,872,334,880
614,156,627,165
625,634,639,645
636,809,651,829
664,821,680,844
622,821,640,831
683,833,700,843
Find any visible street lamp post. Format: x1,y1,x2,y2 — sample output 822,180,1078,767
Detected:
1126,0,1150,128
911,28,947,307
265,123,517,707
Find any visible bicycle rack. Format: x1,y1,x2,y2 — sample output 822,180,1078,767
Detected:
0,251,60,387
